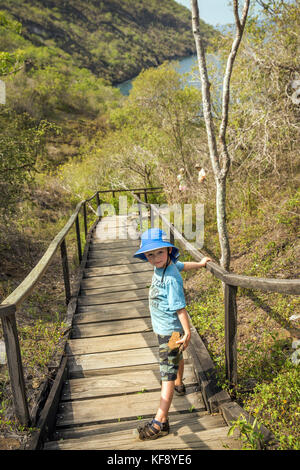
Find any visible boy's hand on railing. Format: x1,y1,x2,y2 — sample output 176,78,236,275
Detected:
182,257,212,271
199,256,212,267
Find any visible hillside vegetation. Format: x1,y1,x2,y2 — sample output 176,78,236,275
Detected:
0,0,215,84
0,0,299,450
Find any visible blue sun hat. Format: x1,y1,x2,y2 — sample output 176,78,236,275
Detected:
133,228,180,262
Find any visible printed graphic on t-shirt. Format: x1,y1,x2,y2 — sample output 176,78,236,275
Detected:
149,280,161,310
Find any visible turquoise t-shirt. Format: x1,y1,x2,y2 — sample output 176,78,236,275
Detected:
149,260,186,335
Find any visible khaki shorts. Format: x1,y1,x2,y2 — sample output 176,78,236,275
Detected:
157,334,183,382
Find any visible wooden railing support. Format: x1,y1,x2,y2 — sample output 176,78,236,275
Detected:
83,202,88,238
0,305,30,427
144,189,148,203
96,192,101,218
224,284,238,388
75,214,82,263
60,239,71,305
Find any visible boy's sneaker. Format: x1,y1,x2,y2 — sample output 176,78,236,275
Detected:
134,418,169,441
174,383,186,396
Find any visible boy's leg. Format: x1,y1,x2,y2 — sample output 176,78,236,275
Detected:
154,335,182,425
154,380,174,426
175,358,184,387
135,335,180,439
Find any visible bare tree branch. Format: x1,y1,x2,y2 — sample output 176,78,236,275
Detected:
219,0,250,177
191,0,250,270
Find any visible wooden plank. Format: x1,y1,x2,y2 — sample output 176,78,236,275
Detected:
71,317,152,338
84,263,153,278
89,247,139,255
90,240,140,249
48,411,219,441
55,388,205,428
80,271,152,289
79,281,150,296
67,347,158,376
66,332,157,355
47,425,236,450
74,305,149,324
88,250,138,258
94,231,136,241
86,257,141,268
60,366,197,401
76,299,149,316
45,420,236,450
49,411,218,445
77,288,149,306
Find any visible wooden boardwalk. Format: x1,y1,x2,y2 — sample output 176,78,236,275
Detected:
43,216,239,450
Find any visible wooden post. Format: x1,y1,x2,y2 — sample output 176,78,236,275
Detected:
144,189,148,203
136,194,144,235
149,204,154,228
96,192,101,219
83,201,88,238
224,283,238,388
60,239,71,305
170,226,175,245
0,305,30,426
75,215,82,263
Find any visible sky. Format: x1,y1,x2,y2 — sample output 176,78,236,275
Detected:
175,0,258,26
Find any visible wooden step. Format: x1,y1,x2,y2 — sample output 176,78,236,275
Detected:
76,299,149,319
71,317,152,338
77,288,149,306
84,263,153,278
88,250,139,259
90,239,140,249
67,346,159,377
79,281,150,296
66,332,157,355
46,411,225,444
86,257,141,268
54,387,205,428
74,306,149,325
60,365,197,401
44,412,238,451
89,247,139,256
46,424,235,450
80,272,152,289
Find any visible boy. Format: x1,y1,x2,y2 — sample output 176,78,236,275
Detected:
133,228,211,440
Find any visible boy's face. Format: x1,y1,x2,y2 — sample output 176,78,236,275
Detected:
145,247,170,268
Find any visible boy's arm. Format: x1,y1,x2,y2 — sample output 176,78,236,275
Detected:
181,257,211,271
176,308,191,351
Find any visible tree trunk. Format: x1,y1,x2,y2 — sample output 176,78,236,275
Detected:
191,0,250,271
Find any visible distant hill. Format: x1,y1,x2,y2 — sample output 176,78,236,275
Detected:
0,0,216,83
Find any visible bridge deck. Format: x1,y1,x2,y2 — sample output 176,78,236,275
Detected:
44,216,239,450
